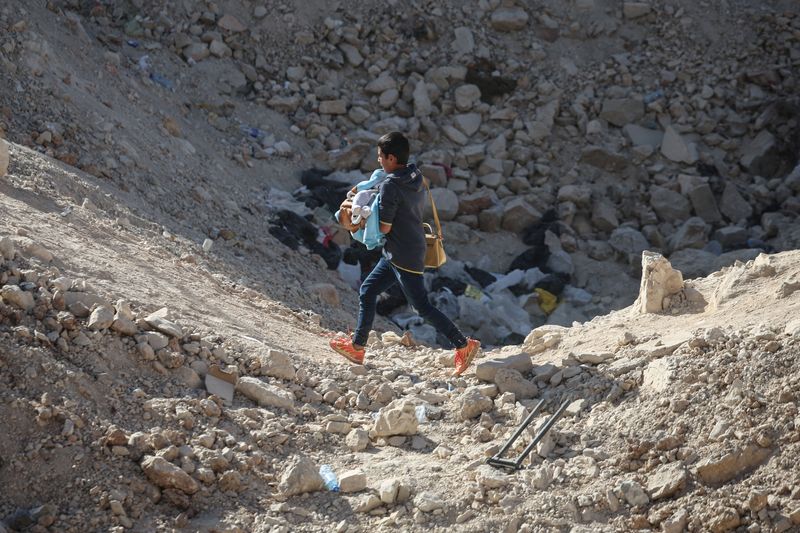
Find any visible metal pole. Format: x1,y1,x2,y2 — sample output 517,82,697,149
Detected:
493,399,544,459
513,399,570,469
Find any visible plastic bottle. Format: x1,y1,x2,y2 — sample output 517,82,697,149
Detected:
319,464,339,492
415,404,427,423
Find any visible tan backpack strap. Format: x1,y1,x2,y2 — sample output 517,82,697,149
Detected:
423,178,443,239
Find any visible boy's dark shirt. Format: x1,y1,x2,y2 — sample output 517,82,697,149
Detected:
379,163,426,273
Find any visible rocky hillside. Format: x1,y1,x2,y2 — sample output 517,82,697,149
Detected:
1,0,800,531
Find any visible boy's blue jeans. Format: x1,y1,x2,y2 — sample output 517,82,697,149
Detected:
353,258,468,349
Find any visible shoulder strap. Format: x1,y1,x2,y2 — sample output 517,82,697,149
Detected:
422,178,443,239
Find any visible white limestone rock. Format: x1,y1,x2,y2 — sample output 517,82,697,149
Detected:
634,251,684,314
279,456,323,496
371,399,419,437
237,377,295,410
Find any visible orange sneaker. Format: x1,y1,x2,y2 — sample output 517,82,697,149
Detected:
453,338,481,376
329,336,365,364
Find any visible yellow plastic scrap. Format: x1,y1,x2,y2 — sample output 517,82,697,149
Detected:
464,284,483,300
535,288,558,315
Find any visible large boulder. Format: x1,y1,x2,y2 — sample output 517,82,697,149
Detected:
634,251,684,313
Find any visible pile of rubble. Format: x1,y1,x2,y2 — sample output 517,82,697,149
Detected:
3,219,800,532
1,1,798,343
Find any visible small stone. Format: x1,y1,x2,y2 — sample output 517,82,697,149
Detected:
143,331,169,350
0,139,9,176
339,470,367,493
237,377,295,410
740,130,779,178
623,124,663,149
365,75,397,94
662,508,689,533
490,7,529,31
415,491,445,512
719,182,753,223
209,40,231,58
345,429,369,452
456,386,494,420
453,113,481,136
501,198,542,233
319,100,347,115
494,368,538,399
475,354,534,381
259,349,296,380
708,508,740,533
1,285,34,311
141,456,199,494
454,84,481,111
413,82,433,117
88,305,115,330
371,399,419,437
623,2,652,19
338,43,363,66
646,462,687,500
144,309,183,337
696,445,771,484
279,457,323,496
111,315,138,336
355,494,382,513
452,27,475,55
661,126,698,164
379,478,400,504
619,480,649,506
183,42,209,62
600,98,644,127
475,465,510,489
565,399,588,416
217,14,246,32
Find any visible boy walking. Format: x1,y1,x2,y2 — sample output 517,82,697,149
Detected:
330,132,480,376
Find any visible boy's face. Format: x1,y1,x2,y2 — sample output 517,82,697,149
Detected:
377,148,402,173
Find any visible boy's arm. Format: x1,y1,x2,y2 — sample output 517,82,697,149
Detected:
379,182,397,235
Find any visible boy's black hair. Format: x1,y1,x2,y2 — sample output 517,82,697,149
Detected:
377,131,410,165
